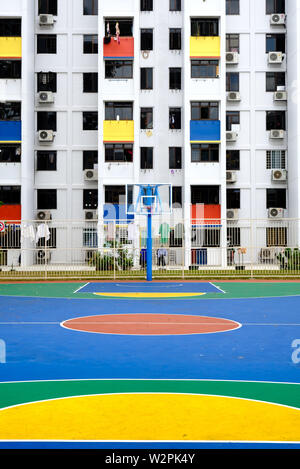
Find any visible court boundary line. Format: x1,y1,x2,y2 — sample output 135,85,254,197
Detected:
210,282,226,294
73,283,89,294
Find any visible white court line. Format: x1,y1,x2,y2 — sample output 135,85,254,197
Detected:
210,282,226,294
73,282,90,294
1,322,300,326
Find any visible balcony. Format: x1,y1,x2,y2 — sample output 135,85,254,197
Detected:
0,121,21,142
0,37,22,58
191,204,221,225
190,36,220,59
0,204,21,222
190,120,220,143
103,120,134,143
103,37,134,59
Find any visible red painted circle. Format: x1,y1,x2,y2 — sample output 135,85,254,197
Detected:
61,314,240,335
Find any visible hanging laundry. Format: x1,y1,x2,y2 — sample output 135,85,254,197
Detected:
21,224,36,243
159,223,170,245
35,223,50,244
107,222,115,241
127,222,139,242
115,22,120,44
106,22,110,36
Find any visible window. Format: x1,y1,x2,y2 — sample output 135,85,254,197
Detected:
169,147,182,169
266,34,285,53
227,227,241,247
226,0,240,15
105,144,133,162
191,102,219,121
37,189,57,210
191,144,219,163
105,102,133,120
226,34,239,53
0,19,21,36
0,144,21,163
38,0,57,15
169,28,181,50
169,108,181,129
266,227,287,247
191,19,219,37
170,0,181,11
36,151,57,171
169,68,181,90
191,60,219,79
83,151,98,170
191,186,219,205
83,228,98,248
226,111,240,131
266,188,286,208
37,72,57,92
37,111,56,131
83,189,98,209
0,186,20,204
140,0,153,11
140,108,153,129
140,147,153,169
141,68,153,89
203,228,220,247
37,35,57,54
266,150,286,169
141,29,153,50
266,111,285,130
83,0,98,15
83,112,98,130
227,189,240,209
83,73,98,92
266,72,285,92
0,102,21,121
83,35,98,54
0,61,21,79
226,72,239,92
266,0,285,14
105,186,125,204
172,187,182,208
105,61,133,79
226,150,240,170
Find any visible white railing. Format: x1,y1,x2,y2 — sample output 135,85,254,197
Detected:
0,218,300,279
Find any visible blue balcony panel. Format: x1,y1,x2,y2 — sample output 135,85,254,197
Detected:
0,121,21,142
190,120,220,143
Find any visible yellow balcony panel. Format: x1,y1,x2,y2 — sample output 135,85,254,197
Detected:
103,120,134,143
190,36,220,59
0,37,22,59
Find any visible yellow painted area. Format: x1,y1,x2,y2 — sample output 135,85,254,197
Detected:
0,37,22,58
190,36,220,58
103,120,134,142
93,292,206,298
0,394,299,441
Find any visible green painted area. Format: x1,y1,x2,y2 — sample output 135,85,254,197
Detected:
0,380,299,410
0,281,299,299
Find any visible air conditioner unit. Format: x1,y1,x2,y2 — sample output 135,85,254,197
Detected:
270,13,286,25
227,209,239,220
226,52,239,64
226,171,237,183
36,210,52,221
36,249,51,264
142,50,150,59
84,169,98,181
268,51,283,63
271,169,287,181
39,14,54,25
270,129,285,139
85,210,98,220
268,207,284,219
226,131,238,142
227,92,241,102
38,91,54,104
39,130,54,142
274,90,287,101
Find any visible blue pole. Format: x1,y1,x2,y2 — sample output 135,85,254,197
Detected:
146,210,152,281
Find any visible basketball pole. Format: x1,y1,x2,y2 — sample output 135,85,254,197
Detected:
146,210,152,281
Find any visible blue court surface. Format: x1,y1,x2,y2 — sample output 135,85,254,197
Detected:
76,281,224,293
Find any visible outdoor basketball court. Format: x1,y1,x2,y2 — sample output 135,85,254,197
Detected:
0,280,299,449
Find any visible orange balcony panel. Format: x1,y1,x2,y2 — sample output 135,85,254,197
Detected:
191,204,221,225
0,204,21,222
103,36,134,59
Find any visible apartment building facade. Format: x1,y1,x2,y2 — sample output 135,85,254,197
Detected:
0,0,298,269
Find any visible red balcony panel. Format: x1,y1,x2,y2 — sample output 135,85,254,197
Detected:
103,36,134,59
191,204,221,225
0,204,21,222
